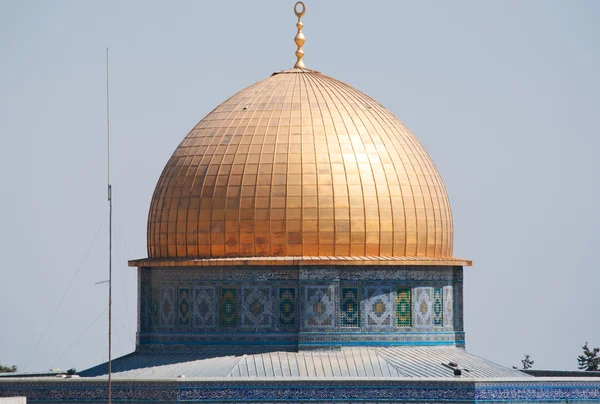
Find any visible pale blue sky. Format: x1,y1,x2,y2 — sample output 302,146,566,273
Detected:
0,0,598,373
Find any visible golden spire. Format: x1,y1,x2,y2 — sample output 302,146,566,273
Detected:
293,1,306,69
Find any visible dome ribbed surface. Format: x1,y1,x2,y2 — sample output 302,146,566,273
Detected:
147,69,453,259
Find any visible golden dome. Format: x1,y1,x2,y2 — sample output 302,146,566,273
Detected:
147,68,454,260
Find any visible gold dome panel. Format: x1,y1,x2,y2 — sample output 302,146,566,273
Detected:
147,69,454,259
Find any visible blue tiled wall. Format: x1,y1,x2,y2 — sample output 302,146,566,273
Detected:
138,265,464,348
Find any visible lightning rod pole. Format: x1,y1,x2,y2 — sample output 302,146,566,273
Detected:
106,47,113,404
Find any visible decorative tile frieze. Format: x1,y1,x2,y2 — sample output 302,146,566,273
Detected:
305,285,335,328
151,288,159,326
219,287,238,327
241,286,271,328
433,287,443,326
413,287,432,327
138,265,463,347
139,282,151,329
159,286,175,326
278,287,297,328
3,379,600,402
364,286,394,328
192,286,217,328
395,287,411,327
298,266,455,282
178,287,191,326
340,287,360,328
153,267,299,282
443,285,453,328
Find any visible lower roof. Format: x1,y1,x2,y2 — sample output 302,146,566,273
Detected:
80,346,523,380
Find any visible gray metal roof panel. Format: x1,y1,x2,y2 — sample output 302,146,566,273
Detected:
80,346,529,380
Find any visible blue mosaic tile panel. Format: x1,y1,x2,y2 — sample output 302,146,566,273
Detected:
395,287,411,327
433,287,443,326
140,266,462,346
340,287,360,328
454,267,464,332
0,383,177,402
159,286,175,326
178,287,190,326
413,287,433,327
151,288,159,326
298,331,462,347
305,285,335,328
192,286,217,328
3,379,600,402
241,286,271,328
364,286,394,328
219,287,238,327
278,287,297,328
475,381,600,401
443,285,453,328
139,282,151,329
178,385,473,402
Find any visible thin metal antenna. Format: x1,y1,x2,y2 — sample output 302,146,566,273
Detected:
106,47,113,404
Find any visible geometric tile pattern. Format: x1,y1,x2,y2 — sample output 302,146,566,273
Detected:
453,267,464,334
395,287,411,327
364,286,394,327
413,287,433,327
433,287,443,326
241,286,271,328
7,379,600,402
144,281,456,332
219,287,238,328
192,286,217,328
178,287,191,326
151,288,159,326
139,265,463,348
443,285,453,328
159,287,175,326
340,287,360,327
278,288,297,328
305,286,334,327
140,283,151,329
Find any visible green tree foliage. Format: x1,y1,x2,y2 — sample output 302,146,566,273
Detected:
577,342,600,371
0,364,17,373
521,354,534,370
